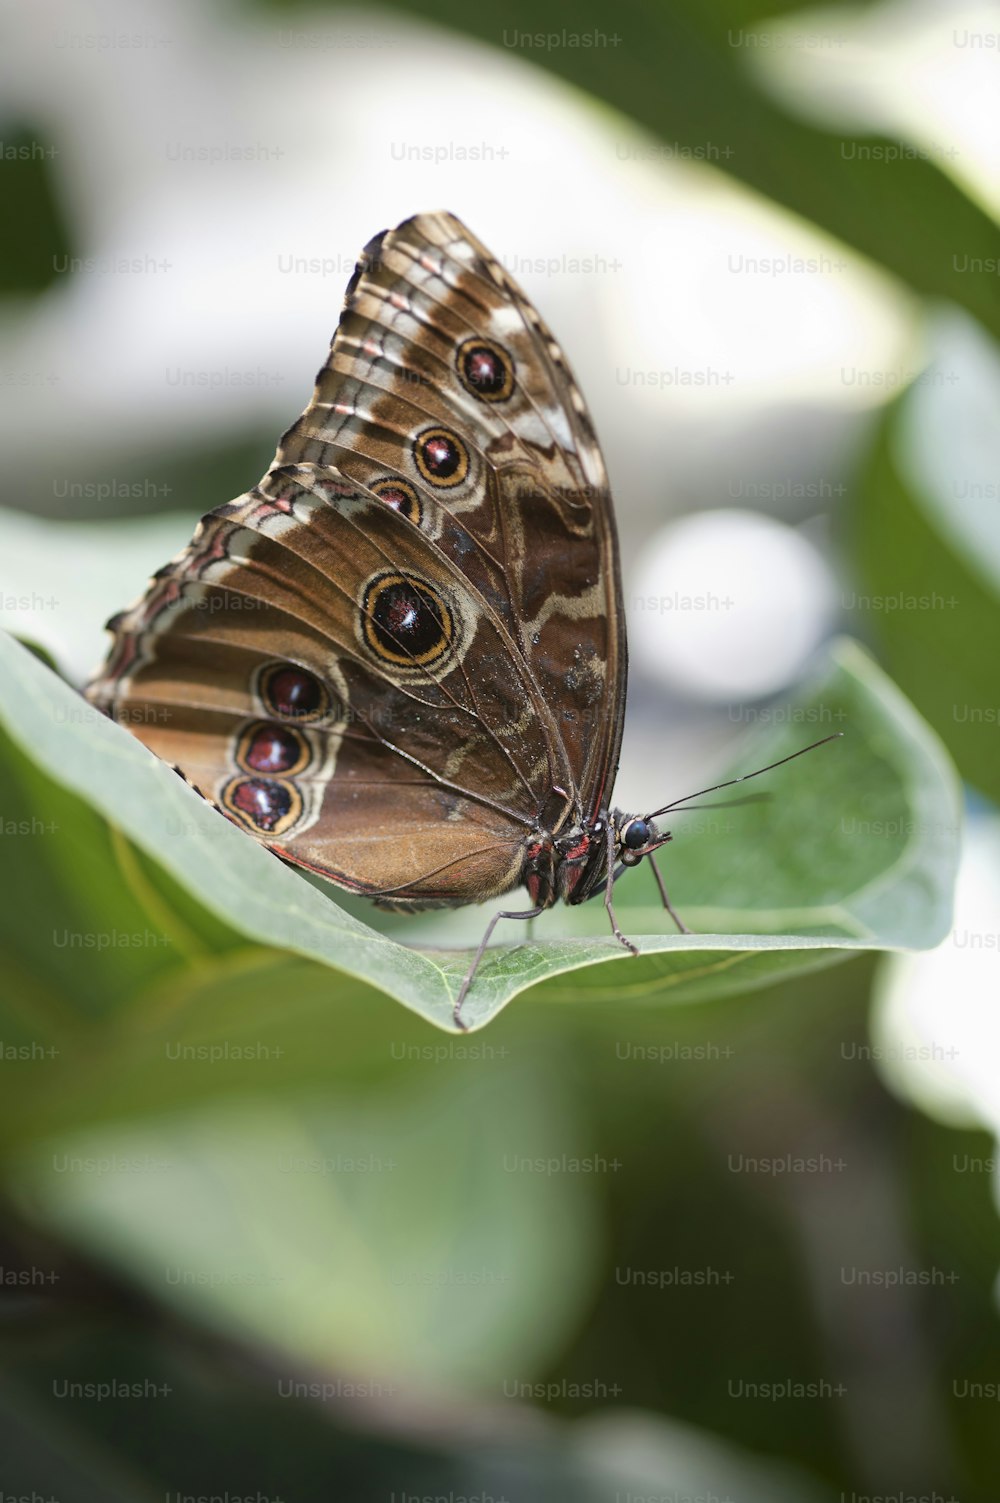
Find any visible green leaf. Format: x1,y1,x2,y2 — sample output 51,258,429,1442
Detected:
0,631,959,1060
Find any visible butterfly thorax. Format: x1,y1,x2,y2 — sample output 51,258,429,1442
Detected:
524,810,662,909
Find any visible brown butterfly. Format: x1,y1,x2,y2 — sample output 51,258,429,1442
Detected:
87,211,835,1026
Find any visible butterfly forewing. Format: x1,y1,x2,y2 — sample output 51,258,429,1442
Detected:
87,211,627,908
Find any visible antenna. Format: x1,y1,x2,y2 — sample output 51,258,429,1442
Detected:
647,732,843,820
670,792,772,812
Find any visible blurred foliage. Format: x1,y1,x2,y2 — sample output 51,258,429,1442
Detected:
0,127,72,295
851,316,1000,803
3,958,1000,1498
348,0,999,337
11,1063,602,1389
37,436,277,524
0,1230,831,1503
854,405,1000,802
2,0,1000,1497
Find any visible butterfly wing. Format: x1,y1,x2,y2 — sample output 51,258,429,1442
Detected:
87,212,626,907
282,212,627,820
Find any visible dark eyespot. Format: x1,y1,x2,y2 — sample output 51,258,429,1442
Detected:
361,572,454,667
456,337,515,403
259,664,327,722
370,476,422,525
237,721,309,776
623,819,650,851
413,427,469,488
222,775,301,836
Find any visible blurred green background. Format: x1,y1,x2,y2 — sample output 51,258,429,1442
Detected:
1,0,999,1498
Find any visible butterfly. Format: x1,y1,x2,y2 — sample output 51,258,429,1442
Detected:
87,211,835,1026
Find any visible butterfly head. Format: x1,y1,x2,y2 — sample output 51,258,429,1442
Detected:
617,814,664,866
553,810,672,905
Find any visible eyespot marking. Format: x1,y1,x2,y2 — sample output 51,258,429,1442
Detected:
370,476,422,525
456,337,515,403
413,427,469,488
236,721,310,777
259,664,328,723
360,571,454,667
222,775,302,836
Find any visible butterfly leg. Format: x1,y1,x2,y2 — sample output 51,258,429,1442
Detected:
604,825,640,957
648,851,691,934
453,904,545,1030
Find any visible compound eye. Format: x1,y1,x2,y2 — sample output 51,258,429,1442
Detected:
623,819,650,851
